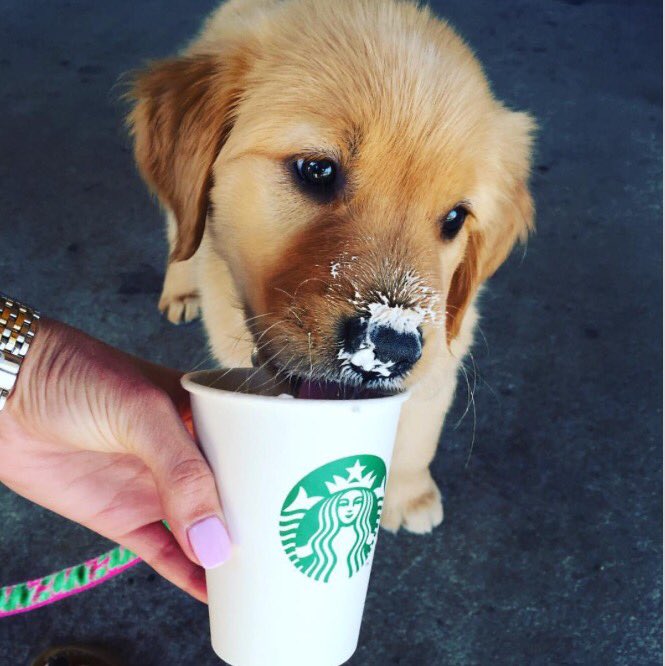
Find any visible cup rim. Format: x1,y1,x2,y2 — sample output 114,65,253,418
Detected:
181,368,411,407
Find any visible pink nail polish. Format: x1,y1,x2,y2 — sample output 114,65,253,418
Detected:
187,516,231,569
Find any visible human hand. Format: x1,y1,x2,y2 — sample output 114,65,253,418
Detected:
0,317,230,602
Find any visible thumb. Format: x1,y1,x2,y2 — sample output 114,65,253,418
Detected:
130,392,231,570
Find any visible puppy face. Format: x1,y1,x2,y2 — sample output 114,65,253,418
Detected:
129,0,534,389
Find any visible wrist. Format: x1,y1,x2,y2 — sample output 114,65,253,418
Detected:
8,315,53,406
4,317,83,433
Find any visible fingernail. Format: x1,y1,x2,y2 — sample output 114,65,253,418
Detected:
187,516,231,569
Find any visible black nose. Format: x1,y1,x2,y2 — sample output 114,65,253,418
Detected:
370,325,422,367
341,316,423,379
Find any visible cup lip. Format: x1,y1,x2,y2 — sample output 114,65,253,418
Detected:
181,368,411,407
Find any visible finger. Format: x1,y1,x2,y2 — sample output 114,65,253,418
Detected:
130,393,231,571
118,521,207,603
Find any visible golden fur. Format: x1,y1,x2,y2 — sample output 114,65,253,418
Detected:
128,0,534,532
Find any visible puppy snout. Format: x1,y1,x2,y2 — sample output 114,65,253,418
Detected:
341,316,423,379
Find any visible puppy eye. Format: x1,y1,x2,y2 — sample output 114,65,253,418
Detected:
440,205,468,240
294,158,337,188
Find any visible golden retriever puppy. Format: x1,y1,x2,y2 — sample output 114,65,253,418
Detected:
128,0,534,533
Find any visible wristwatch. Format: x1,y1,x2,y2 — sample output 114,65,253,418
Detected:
0,295,40,411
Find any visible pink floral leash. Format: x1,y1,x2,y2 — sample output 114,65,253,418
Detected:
1,406,194,618
0,545,141,618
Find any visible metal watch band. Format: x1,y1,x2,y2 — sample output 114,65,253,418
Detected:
0,296,40,411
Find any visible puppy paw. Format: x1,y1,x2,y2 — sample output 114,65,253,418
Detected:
381,472,444,534
158,291,201,324
158,257,201,324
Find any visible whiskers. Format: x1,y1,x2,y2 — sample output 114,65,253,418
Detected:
185,348,218,375
234,342,290,394
454,351,478,468
452,340,501,468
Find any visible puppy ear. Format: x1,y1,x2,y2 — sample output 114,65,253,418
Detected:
446,231,481,344
446,109,535,344
127,51,249,262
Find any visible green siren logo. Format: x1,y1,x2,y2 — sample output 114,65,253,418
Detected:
279,455,387,583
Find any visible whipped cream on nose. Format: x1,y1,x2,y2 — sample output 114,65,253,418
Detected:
338,302,425,377
365,302,423,334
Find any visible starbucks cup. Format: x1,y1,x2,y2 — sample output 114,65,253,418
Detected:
181,369,409,666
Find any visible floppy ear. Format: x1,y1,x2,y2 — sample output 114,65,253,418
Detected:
446,109,535,344
127,50,250,262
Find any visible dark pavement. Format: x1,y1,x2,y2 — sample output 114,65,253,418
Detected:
0,0,661,664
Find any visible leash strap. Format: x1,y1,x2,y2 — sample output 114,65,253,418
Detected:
0,546,141,618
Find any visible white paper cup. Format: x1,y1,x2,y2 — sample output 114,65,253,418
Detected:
181,368,409,666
